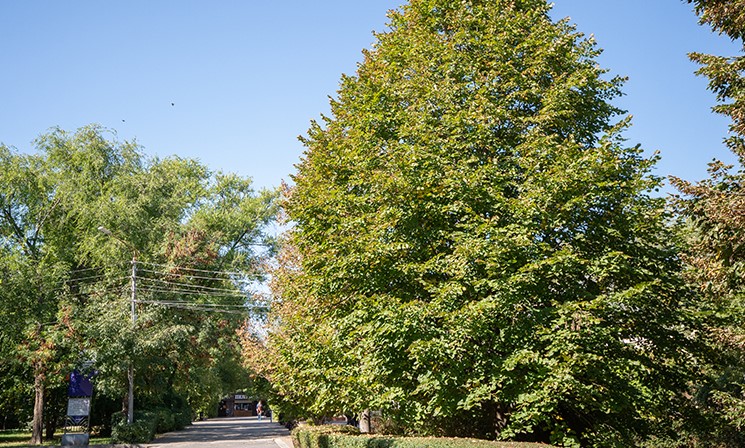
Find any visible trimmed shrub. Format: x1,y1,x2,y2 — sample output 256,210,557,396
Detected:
154,408,175,433
109,402,192,443
110,414,156,444
173,407,192,430
292,425,359,448
292,426,554,448
111,407,184,443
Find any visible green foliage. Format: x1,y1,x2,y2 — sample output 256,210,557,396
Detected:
110,403,192,443
0,361,32,429
687,0,745,44
268,0,701,446
110,414,156,444
0,124,278,441
669,1,745,445
147,407,191,434
0,126,136,442
292,426,553,448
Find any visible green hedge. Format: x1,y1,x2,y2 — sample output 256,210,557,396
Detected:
291,426,554,448
111,414,156,444
292,425,360,448
110,406,193,443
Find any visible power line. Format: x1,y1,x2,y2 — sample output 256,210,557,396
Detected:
135,299,259,309
40,259,271,314
136,261,250,277
137,268,246,283
137,285,247,299
64,273,111,284
45,278,130,297
137,277,248,295
135,299,251,314
55,262,130,276
50,268,128,290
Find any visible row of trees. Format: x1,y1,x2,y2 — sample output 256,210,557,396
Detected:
245,0,745,447
3,0,743,446
0,126,277,443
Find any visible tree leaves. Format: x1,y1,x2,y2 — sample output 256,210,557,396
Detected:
266,0,697,445
671,2,745,445
0,125,278,436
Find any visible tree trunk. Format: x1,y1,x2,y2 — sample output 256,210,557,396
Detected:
44,414,56,441
31,369,44,445
44,386,62,441
359,409,371,433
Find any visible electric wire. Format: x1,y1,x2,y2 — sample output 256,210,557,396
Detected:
136,300,249,314
136,277,248,294
63,262,129,275
39,259,270,314
45,277,130,297
135,299,257,309
137,285,247,299
136,261,248,277
63,273,111,284
138,268,255,283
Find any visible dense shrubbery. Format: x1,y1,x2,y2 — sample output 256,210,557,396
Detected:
111,414,156,444
292,426,553,448
110,406,192,444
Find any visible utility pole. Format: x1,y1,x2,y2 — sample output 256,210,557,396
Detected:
127,253,136,425
98,226,137,424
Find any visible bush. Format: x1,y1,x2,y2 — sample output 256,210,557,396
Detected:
173,407,192,430
153,408,175,433
291,426,554,448
140,407,191,434
292,425,359,448
110,414,156,444
108,400,193,443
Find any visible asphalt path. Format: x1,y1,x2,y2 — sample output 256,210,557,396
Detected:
143,416,291,448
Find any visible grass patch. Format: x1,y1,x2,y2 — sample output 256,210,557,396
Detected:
0,430,111,447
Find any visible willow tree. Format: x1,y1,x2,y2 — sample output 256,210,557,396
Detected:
268,0,699,445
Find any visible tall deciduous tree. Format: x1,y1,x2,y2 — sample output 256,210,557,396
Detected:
0,125,277,443
266,1,699,445
0,134,111,443
670,1,745,444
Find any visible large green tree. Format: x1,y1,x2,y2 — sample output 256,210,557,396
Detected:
266,1,700,446
0,136,105,443
0,125,277,443
670,0,745,444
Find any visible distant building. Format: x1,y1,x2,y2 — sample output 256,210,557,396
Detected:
218,393,258,417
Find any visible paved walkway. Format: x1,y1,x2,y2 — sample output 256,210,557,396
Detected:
143,416,292,448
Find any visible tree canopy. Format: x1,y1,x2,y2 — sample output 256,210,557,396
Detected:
669,0,745,444
0,125,277,443
261,0,701,445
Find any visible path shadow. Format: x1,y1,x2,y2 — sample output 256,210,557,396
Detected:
146,416,289,445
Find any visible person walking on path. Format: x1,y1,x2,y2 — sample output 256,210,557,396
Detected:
257,401,264,421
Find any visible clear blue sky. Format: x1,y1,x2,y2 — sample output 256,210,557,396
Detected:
0,1,740,192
